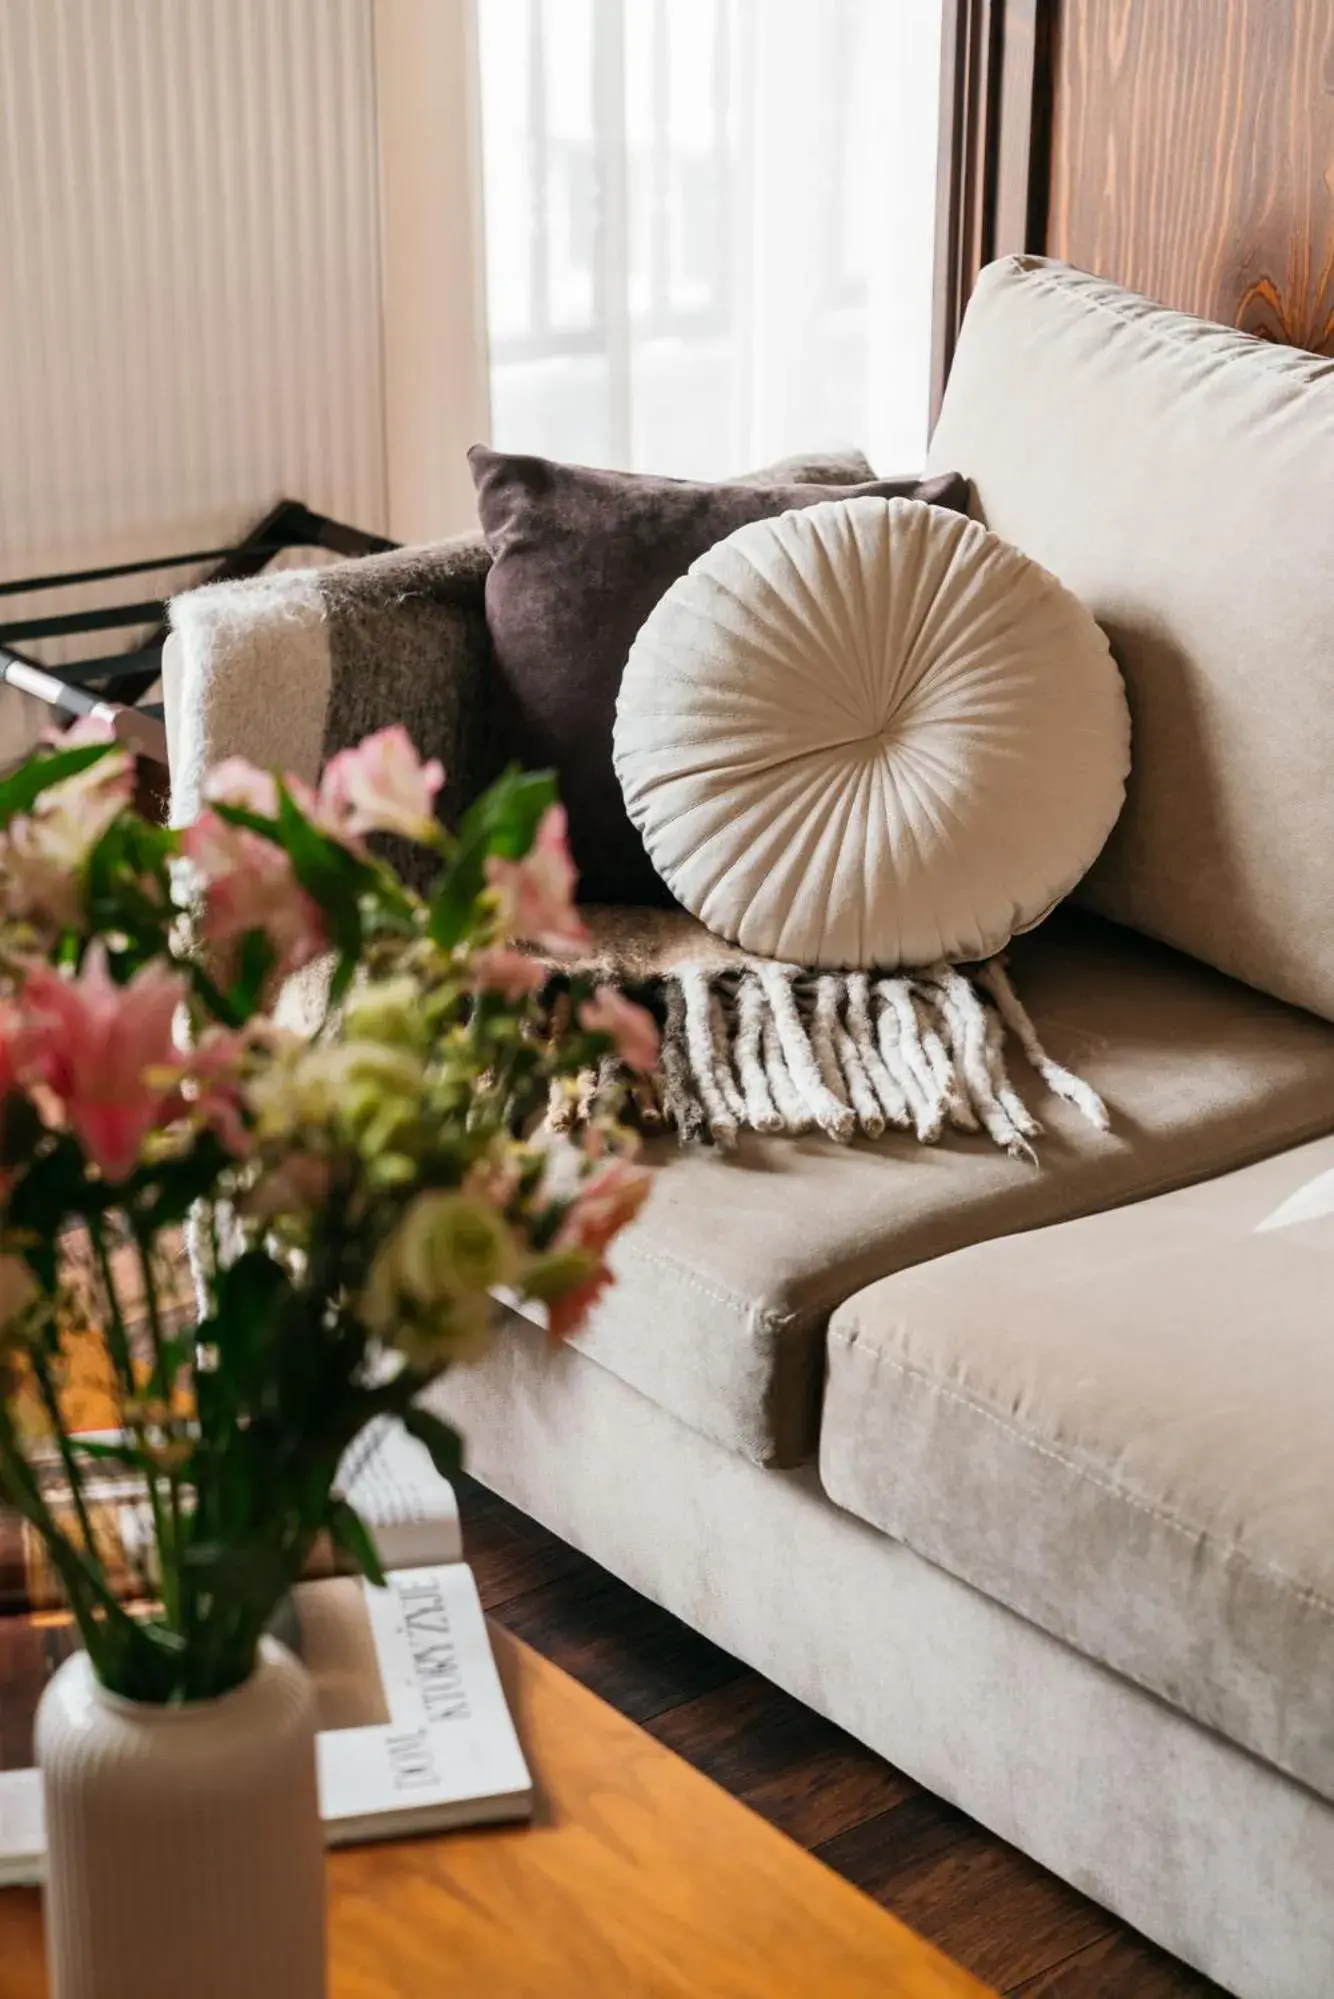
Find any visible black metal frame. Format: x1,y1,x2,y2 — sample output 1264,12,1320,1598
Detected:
0,499,398,761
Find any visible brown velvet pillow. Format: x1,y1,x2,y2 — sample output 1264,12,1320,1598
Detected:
469,444,972,906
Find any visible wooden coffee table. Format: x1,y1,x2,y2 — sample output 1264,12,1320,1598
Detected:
0,1626,994,1997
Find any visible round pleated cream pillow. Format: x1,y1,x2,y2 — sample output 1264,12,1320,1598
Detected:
613,496,1129,969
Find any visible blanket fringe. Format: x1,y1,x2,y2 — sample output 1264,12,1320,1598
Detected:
560,957,1108,1160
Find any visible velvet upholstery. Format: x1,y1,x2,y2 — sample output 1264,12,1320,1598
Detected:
614,495,1129,967
822,1135,1334,1796
469,444,971,904
434,1317,1334,1999
565,910,1334,1466
928,255,1334,1021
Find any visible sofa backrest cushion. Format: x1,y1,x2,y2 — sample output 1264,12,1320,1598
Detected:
470,445,970,907
926,255,1334,1021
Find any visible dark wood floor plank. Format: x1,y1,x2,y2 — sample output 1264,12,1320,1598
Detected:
490,1565,745,1723
455,1474,589,1611
815,1790,1113,1991
461,1476,1218,1999
645,1670,918,1848
1007,1929,1227,1997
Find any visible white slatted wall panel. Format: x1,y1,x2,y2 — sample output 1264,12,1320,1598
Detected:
0,0,386,671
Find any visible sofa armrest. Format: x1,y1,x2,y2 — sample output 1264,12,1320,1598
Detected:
164,535,493,848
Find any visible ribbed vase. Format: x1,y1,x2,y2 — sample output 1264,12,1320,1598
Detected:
36,1636,326,1999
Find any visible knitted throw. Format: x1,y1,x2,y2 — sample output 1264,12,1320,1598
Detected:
546,908,1109,1160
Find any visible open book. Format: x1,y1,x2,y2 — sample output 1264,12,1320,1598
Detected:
0,1419,532,1885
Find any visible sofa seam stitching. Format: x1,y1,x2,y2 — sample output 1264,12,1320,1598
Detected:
1007,265,1334,385
613,1236,813,1336
812,1112,1334,1326
829,1326,1334,1619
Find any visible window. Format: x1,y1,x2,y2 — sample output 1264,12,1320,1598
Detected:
478,0,944,477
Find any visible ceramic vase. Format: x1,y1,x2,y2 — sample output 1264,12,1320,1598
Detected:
35,1635,326,1999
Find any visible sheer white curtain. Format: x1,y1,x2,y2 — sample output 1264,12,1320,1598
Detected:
477,0,943,479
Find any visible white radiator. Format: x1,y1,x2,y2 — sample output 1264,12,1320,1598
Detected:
0,0,387,698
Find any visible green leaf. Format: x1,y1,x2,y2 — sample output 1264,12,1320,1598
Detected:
69,1436,151,1471
327,948,359,1011
402,1405,464,1483
210,800,277,838
216,1247,292,1322
427,832,490,951
127,1131,232,1230
209,1249,295,1383
0,1090,45,1173
429,766,558,951
180,1539,294,1613
459,765,558,861
225,926,277,1020
189,962,246,1030
4,1132,104,1247
0,741,116,829
275,781,364,965
325,1496,387,1589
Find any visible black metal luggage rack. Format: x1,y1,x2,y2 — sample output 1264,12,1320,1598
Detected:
0,500,397,768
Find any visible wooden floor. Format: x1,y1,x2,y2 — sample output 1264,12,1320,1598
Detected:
457,1475,1225,1999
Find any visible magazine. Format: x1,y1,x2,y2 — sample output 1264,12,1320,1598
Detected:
0,1419,532,1885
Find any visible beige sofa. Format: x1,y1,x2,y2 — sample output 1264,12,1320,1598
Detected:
165,258,1334,1999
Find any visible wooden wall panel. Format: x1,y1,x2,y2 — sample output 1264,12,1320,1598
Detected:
1047,0,1334,352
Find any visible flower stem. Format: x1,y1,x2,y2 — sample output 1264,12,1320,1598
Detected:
28,1344,100,1566
0,1394,138,1674
135,1232,183,1632
89,1216,174,1626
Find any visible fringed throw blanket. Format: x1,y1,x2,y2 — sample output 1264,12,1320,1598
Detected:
546,908,1109,1161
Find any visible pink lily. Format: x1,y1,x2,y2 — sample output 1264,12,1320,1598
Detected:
16,945,187,1181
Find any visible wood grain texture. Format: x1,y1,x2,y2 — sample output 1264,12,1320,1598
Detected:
458,1481,1226,1998
817,1794,1128,1995
0,1632,995,1999
329,1633,994,1999
1008,1928,1228,1996
0,1441,1222,1996
490,1558,745,1725
1048,0,1334,350
645,1673,916,1849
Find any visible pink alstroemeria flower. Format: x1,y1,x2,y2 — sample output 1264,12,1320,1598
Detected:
579,985,660,1074
2,738,134,930
203,756,326,824
16,945,186,1181
485,804,589,958
319,726,444,846
203,758,281,818
547,1156,652,1341
41,715,116,751
472,945,548,1001
170,1025,261,1156
180,811,327,981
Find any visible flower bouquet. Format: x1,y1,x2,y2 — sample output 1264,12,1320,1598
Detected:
0,719,657,1998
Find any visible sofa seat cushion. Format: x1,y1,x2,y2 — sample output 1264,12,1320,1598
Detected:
572,910,1334,1468
820,1137,1334,1796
